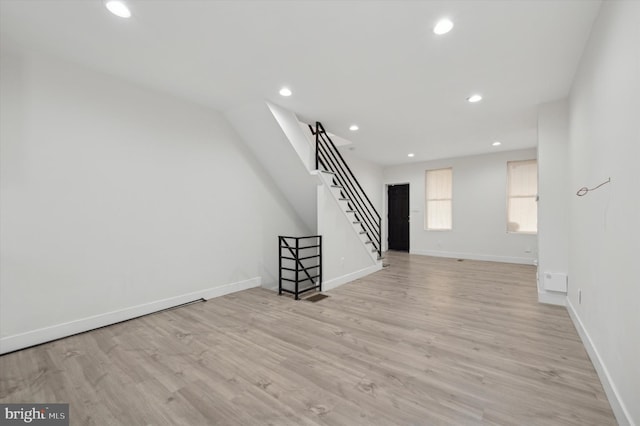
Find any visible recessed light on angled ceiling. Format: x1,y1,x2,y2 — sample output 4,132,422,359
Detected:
349,124,359,131
105,0,131,18
279,87,292,97
433,18,454,35
408,153,415,158
492,141,502,146
467,94,483,103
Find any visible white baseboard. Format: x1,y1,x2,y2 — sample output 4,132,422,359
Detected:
566,299,633,426
410,249,536,265
0,277,261,355
537,289,567,306
322,263,382,292
200,277,261,300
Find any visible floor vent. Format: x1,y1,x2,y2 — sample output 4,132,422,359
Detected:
304,294,329,303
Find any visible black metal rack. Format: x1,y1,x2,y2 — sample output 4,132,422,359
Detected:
278,236,322,300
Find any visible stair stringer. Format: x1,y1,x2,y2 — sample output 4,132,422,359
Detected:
314,170,380,265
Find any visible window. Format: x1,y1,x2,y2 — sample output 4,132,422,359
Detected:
507,159,537,233
425,168,452,230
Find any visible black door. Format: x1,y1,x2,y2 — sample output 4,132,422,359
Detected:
388,184,409,251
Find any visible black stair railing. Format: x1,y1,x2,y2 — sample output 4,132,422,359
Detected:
310,122,382,258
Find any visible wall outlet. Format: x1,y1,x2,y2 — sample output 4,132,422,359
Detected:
525,247,532,253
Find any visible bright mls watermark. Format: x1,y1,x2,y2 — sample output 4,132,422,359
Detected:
0,404,68,425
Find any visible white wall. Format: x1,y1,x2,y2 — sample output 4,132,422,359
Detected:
566,1,640,424
225,101,318,233
0,50,308,352
383,149,538,264
537,99,570,304
269,102,314,171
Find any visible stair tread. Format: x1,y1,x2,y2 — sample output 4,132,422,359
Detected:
331,185,343,188
339,198,350,201
321,170,335,174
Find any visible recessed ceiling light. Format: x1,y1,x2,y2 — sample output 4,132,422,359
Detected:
492,141,501,146
349,124,359,131
105,0,131,18
408,153,415,158
433,18,454,35
467,94,483,103
279,87,292,97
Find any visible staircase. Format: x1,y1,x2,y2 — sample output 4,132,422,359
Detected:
310,122,382,260
226,102,382,290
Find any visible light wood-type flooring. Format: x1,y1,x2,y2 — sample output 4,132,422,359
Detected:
0,252,616,425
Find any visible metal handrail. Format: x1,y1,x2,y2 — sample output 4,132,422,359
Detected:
316,140,379,236
317,147,380,251
311,122,382,257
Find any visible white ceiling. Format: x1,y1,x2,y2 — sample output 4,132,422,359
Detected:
0,0,601,166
